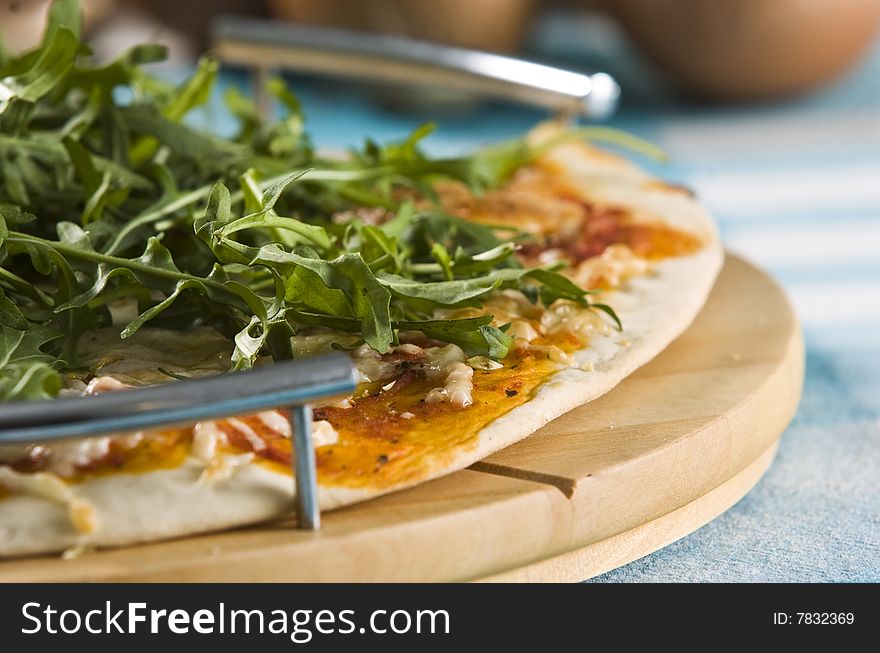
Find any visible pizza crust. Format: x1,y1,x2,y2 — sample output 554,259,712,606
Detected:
0,129,723,557
0,460,382,557
469,247,721,467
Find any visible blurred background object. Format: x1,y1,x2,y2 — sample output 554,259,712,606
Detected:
268,0,538,52
211,16,620,119
129,0,269,53
6,0,879,102
611,0,880,100
0,0,115,53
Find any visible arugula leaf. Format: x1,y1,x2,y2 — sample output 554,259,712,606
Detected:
287,311,513,360
219,172,334,251
287,252,393,352
398,317,512,359
43,0,82,44
378,271,505,306
0,290,63,400
0,27,78,116
0,1,632,402
128,56,220,166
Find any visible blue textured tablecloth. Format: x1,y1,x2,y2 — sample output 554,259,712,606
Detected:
195,14,880,581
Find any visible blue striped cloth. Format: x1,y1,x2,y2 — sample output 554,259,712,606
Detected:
196,16,880,581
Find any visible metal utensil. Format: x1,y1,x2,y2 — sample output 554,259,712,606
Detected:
0,353,357,530
211,17,620,121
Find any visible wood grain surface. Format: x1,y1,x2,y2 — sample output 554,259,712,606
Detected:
0,254,803,582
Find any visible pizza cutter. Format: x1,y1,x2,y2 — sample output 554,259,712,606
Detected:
210,17,621,122
0,353,357,531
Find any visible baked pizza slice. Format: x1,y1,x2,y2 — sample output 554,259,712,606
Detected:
0,122,720,556
0,13,721,556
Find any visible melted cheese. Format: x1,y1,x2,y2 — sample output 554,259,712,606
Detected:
198,452,255,485
425,362,474,408
540,300,609,343
352,342,469,401
352,344,395,383
256,410,292,437
506,319,540,343
422,344,467,372
191,421,228,462
311,420,339,447
466,356,504,371
513,339,573,366
481,290,544,324
571,243,650,290
47,437,113,477
84,376,130,395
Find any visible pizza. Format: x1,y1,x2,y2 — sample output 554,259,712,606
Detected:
0,8,721,557
0,123,721,556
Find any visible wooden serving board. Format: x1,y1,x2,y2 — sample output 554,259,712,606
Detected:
0,254,803,582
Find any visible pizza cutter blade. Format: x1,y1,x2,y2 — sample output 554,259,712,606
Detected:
210,17,621,121
0,352,358,531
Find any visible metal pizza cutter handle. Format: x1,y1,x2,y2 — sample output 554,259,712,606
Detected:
210,17,621,122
